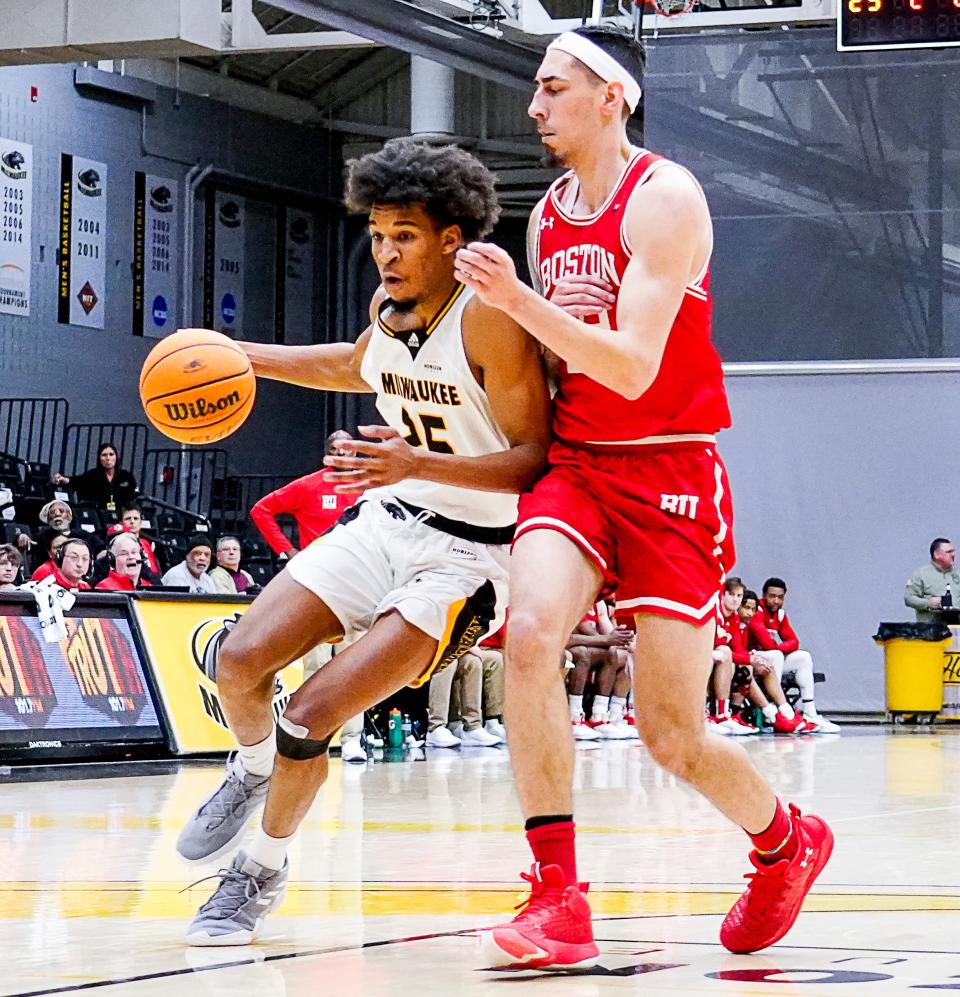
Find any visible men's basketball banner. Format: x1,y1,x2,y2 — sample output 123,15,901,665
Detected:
276,206,315,345
203,190,244,337
133,172,179,338
132,597,303,754
0,604,163,758
0,137,32,317
58,153,107,329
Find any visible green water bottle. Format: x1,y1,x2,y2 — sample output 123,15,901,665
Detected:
387,708,403,748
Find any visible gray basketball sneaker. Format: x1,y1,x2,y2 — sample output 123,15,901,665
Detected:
176,754,270,864
186,851,288,946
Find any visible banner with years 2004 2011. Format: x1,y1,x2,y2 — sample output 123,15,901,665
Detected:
58,153,107,329
132,598,303,754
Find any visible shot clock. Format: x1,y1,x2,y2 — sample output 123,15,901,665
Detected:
839,0,960,50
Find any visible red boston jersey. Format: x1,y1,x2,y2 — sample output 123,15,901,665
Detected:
535,148,731,446
749,605,801,656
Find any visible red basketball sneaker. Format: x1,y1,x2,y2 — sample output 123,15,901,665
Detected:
720,804,834,953
772,712,804,734
480,863,599,970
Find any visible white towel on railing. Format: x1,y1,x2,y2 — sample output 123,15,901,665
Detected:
19,576,77,643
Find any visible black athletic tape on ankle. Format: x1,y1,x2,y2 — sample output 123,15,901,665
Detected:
525,814,574,832
276,715,332,760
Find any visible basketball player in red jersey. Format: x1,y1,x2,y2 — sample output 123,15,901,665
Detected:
455,24,833,968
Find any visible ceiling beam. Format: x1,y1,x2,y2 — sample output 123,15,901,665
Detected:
260,0,543,91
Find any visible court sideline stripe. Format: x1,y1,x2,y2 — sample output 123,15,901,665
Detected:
9,909,960,996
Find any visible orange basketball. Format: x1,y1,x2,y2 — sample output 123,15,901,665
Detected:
139,328,256,444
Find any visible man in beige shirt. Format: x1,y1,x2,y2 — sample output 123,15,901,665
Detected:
905,538,960,622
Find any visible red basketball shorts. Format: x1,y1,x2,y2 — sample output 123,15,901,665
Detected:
515,439,735,624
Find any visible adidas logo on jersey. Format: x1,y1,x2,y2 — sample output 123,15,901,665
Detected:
408,333,420,349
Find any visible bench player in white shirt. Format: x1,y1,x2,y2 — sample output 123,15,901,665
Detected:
179,140,550,946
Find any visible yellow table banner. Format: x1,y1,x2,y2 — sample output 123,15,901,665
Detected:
132,597,303,754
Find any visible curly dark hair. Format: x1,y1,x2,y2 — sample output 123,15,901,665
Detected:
345,139,500,241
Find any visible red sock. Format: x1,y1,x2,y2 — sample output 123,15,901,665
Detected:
526,820,578,885
716,699,729,718
748,799,798,863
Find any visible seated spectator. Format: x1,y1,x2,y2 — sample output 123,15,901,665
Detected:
119,503,160,574
727,584,805,734
905,538,960,622
38,536,92,591
474,620,506,741
709,577,757,736
427,653,503,747
250,430,357,561
95,532,153,591
161,534,217,594
208,536,256,594
0,544,22,590
37,499,100,549
747,577,840,733
52,441,138,518
566,601,635,741
103,523,161,586
31,528,70,582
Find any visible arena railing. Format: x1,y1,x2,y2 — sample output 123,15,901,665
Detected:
0,397,69,469
61,422,149,482
142,447,228,520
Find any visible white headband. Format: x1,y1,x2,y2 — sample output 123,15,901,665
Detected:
546,32,642,113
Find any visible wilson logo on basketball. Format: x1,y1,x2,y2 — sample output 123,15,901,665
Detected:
163,390,241,422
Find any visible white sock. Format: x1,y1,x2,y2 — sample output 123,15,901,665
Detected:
609,696,627,723
762,704,778,723
569,694,583,722
802,700,818,718
591,695,610,721
238,730,276,778
778,703,795,720
247,825,292,872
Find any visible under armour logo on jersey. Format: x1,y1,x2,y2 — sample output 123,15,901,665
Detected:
539,216,555,231
798,847,814,869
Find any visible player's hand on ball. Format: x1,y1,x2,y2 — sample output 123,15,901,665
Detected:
322,425,418,493
454,242,526,313
551,276,616,318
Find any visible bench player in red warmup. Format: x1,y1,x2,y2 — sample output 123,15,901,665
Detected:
455,23,834,968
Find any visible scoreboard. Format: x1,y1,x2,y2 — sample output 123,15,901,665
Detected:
839,0,960,49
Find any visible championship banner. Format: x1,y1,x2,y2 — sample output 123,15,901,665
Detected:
133,172,178,338
277,207,315,345
0,605,163,759
58,153,107,328
0,137,32,317
132,598,303,754
203,190,244,336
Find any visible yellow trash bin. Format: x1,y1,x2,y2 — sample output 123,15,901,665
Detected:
874,623,951,719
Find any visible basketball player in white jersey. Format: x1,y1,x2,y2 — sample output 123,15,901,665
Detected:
179,140,550,945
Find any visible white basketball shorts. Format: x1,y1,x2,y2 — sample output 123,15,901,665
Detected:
286,495,510,686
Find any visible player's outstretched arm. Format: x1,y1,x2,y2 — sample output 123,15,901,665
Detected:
237,287,386,393
455,167,708,401
322,300,550,496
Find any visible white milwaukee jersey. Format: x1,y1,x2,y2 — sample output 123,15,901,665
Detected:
359,284,516,529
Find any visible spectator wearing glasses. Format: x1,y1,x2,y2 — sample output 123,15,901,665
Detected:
95,532,152,592
119,504,161,575
209,536,256,595
49,537,92,591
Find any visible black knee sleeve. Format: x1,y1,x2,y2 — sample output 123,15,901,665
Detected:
275,714,333,760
